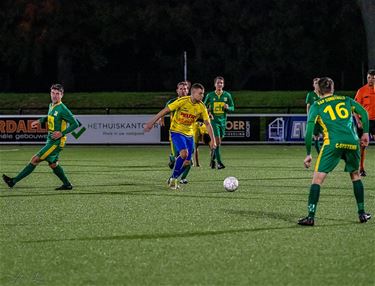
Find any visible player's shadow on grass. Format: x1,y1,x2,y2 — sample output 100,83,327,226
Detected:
224,209,298,224
22,220,357,244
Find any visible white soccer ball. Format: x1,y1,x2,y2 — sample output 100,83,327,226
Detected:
223,176,239,192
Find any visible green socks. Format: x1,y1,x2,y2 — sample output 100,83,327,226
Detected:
307,184,321,218
11,162,70,186
52,165,70,186
353,180,365,214
181,164,191,180
13,163,36,184
215,145,222,163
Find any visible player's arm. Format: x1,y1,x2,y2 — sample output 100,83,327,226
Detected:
62,110,79,136
32,116,47,128
204,120,216,150
351,99,370,147
354,90,364,129
52,109,79,139
159,99,174,126
201,103,216,149
144,106,171,132
306,103,311,114
304,106,318,168
224,93,235,112
203,94,214,119
305,93,312,114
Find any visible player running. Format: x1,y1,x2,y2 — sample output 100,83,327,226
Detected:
144,83,216,190
299,77,371,226
204,76,234,169
2,84,79,190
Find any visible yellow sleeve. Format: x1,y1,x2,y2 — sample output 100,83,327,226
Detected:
168,97,183,111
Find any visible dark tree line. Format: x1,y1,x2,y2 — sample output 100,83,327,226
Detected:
0,0,372,92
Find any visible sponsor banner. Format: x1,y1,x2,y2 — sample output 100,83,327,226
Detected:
67,115,160,144
0,116,48,143
266,115,308,142
0,115,160,144
223,115,260,142
160,115,260,142
6,114,361,144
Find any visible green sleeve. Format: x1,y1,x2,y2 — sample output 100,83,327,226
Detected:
39,116,48,124
305,92,311,105
61,108,79,136
226,93,235,112
203,93,210,107
351,98,369,133
305,105,319,155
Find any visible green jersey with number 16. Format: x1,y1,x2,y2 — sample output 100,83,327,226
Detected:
305,95,369,155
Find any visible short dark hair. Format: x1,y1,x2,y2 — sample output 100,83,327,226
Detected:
318,77,334,95
51,83,64,92
368,69,375,76
177,81,187,88
214,76,224,84
191,83,204,90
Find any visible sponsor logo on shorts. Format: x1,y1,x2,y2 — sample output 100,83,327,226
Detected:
335,143,357,150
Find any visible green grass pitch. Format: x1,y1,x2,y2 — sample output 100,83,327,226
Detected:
0,145,374,285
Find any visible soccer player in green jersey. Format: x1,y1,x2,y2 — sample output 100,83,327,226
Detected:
306,77,322,154
204,76,234,169
299,77,371,226
2,84,79,191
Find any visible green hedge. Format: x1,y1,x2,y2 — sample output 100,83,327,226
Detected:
0,90,356,114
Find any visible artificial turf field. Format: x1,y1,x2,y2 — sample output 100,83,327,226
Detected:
0,145,374,286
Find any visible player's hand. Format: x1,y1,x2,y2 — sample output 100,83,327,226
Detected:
143,122,153,132
158,118,165,127
223,104,229,111
304,155,312,169
361,133,369,147
51,131,63,140
209,140,217,150
31,120,40,128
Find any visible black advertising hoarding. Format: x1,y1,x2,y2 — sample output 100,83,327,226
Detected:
0,116,48,143
160,115,261,142
223,115,260,142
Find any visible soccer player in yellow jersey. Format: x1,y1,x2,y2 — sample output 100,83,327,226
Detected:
144,83,217,189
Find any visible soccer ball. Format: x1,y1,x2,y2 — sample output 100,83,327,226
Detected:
223,176,239,192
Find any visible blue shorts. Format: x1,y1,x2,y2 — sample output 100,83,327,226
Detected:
170,132,194,161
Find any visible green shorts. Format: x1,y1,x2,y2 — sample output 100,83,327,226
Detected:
212,121,226,138
314,142,359,173
36,141,64,164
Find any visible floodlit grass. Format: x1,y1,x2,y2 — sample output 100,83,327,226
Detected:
0,145,374,285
